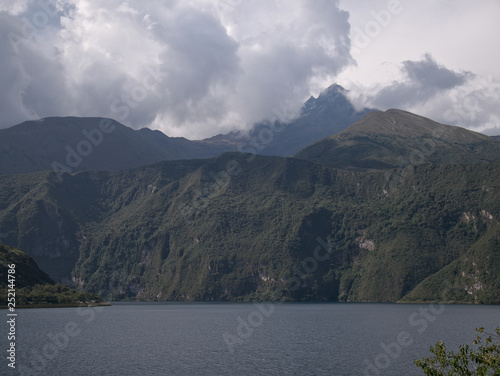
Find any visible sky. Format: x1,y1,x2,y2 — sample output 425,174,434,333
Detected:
1,0,499,139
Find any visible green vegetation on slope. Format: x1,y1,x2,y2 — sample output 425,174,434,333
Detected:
0,109,499,303
294,109,500,170
0,117,235,176
401,222,500,304
0,243,103,306
0,152,498,303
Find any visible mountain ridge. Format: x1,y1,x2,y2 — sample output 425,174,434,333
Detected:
294,109,500,170
1,107,499,303
0,84,373,176
0,116,237,176
235,84,374,156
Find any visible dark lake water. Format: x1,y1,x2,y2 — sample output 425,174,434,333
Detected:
3,303,499,375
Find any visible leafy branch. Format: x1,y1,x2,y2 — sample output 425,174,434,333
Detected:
415,326,500,375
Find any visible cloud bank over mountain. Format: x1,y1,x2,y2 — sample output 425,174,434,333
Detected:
0,0,352,138
345,55,500,135
0,0,499,137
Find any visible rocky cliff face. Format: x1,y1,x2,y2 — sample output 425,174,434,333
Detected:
0,152,499,303
0,109,499,303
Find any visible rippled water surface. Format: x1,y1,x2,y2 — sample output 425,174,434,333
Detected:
4,303,499,375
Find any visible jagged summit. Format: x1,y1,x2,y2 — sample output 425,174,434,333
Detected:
241,83,374,156
301,84,350,116
0,84,374,175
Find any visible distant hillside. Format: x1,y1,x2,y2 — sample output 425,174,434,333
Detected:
0,117,236,176
0,84,373,176
0,243,53,287
0,243,103,306
294,109,500,170
401,221,500,303
0,149,499,303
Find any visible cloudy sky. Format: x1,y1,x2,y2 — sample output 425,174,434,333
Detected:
1,0,499,138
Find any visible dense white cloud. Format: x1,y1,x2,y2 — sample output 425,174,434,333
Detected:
0,9,73,126
337,0,500,135
0,0,352,138
0,0,499,137
344,54,500,135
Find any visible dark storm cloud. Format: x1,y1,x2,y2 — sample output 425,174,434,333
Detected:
146,6,241,130
0,11,73,125
371,54,473,109
346,54,500,134
403,54,469,89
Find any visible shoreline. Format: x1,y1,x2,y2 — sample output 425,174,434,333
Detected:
1,301,112,309
3,300,498,309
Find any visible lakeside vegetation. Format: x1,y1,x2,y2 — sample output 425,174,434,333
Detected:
415,326,500,375
0,243,106,308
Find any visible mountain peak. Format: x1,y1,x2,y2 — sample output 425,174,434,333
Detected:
343,109,493,143
301,84,351,115
323,83,348,95
217,82,374,157
294,109,500,170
